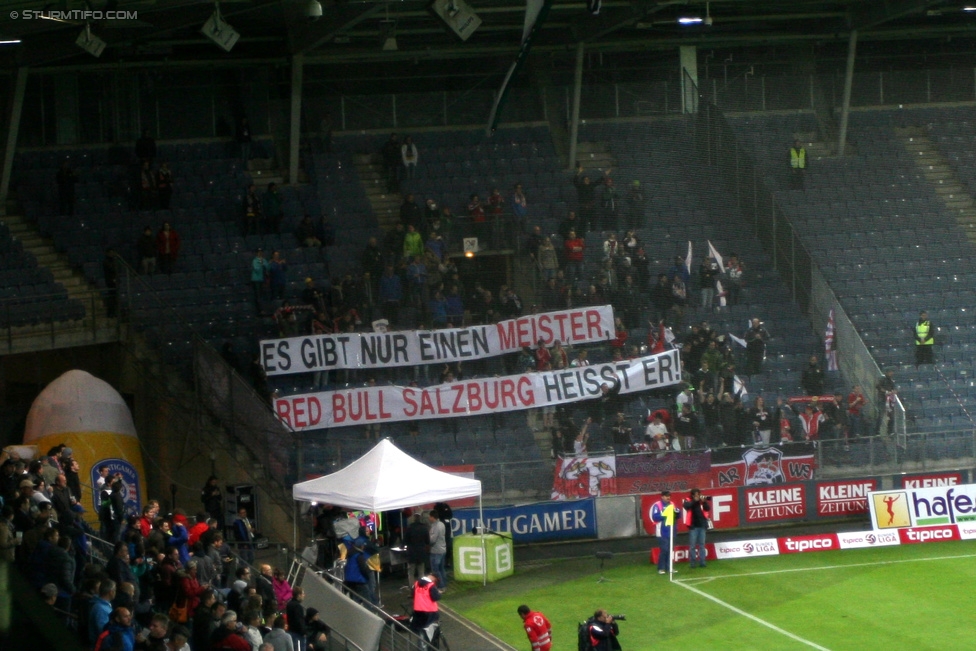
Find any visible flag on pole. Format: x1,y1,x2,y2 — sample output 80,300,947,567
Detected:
685,241,693,275
733,374,748,400
715,280,727,309
707,240,724,272
728,332,747,348
825,308,838,371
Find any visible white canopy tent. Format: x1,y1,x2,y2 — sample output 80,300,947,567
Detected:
292,438,487,582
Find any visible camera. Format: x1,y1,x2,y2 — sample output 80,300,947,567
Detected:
610,614,626,621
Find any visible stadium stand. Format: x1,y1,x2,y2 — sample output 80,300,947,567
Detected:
728,106,976,445
0,219,84,328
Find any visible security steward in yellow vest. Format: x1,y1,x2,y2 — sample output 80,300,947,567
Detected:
915,310,934,366
789,139,806,189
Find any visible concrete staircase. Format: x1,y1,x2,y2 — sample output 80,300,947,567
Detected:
576,141,616,173
896,126,976,241
795,131,857,160
0,212,120,353
247,156,306,189
353,153,400,231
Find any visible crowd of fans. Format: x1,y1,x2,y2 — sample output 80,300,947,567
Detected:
0,444,336,651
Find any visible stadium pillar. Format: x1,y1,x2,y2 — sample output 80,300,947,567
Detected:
0,67,28,217
837,30,858,157
567,42,584,171
680,46,698,114
289,54,304,186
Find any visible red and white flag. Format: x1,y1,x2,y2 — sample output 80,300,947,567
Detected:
825,309,838,371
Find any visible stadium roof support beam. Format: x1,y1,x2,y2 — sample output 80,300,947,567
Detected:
0,67,28,218
836,29,857,157
567,42,584,171
289,4,386,54
851,0,946,31
572,0,683,44
289,53,303,188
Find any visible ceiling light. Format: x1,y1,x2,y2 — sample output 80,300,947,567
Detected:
964,6,976,11
0,39,22,45
678,16,703,24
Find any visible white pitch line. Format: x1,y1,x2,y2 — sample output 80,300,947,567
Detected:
669,552,976,651
674,552,976,582
674,578,832,651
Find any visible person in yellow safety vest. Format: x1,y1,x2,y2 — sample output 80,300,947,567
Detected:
789,139,806,189
915,310,934,366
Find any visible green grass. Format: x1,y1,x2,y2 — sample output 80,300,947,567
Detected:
447,540,976,650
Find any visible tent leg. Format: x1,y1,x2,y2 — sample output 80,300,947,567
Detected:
479,496,486,586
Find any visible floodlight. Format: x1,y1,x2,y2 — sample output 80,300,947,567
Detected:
76,25,106,57
201,9,240,52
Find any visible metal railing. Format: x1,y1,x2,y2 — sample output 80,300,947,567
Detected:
111,258,300,512
285,553,425,651
684,71,914,441
0,287,123,354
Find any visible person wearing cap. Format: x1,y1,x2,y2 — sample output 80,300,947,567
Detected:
306,608,330,651
650,491,682,575
342,539,372,604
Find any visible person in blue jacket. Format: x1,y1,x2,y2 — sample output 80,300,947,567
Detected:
650,490,682,575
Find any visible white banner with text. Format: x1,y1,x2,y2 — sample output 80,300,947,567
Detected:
274,349,681,431
261,306,616,375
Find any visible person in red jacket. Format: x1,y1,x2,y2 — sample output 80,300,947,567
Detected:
518,604,552,651
178,560,209,616
563,230,585,282
188,513,210,547
156,222,181,274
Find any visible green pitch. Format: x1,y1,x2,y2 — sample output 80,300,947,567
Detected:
448,540,976,650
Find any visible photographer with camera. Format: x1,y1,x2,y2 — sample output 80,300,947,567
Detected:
682,489,711,569
582,610,622,650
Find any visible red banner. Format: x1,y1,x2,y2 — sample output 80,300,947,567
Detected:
898,525,961,544
778,533,839,554
708,443,816,488
816,479,876,516
744,484,807,523
899,472,964,489
639,488,739,534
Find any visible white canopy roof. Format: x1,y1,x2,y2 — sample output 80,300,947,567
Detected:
292,439,482,511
